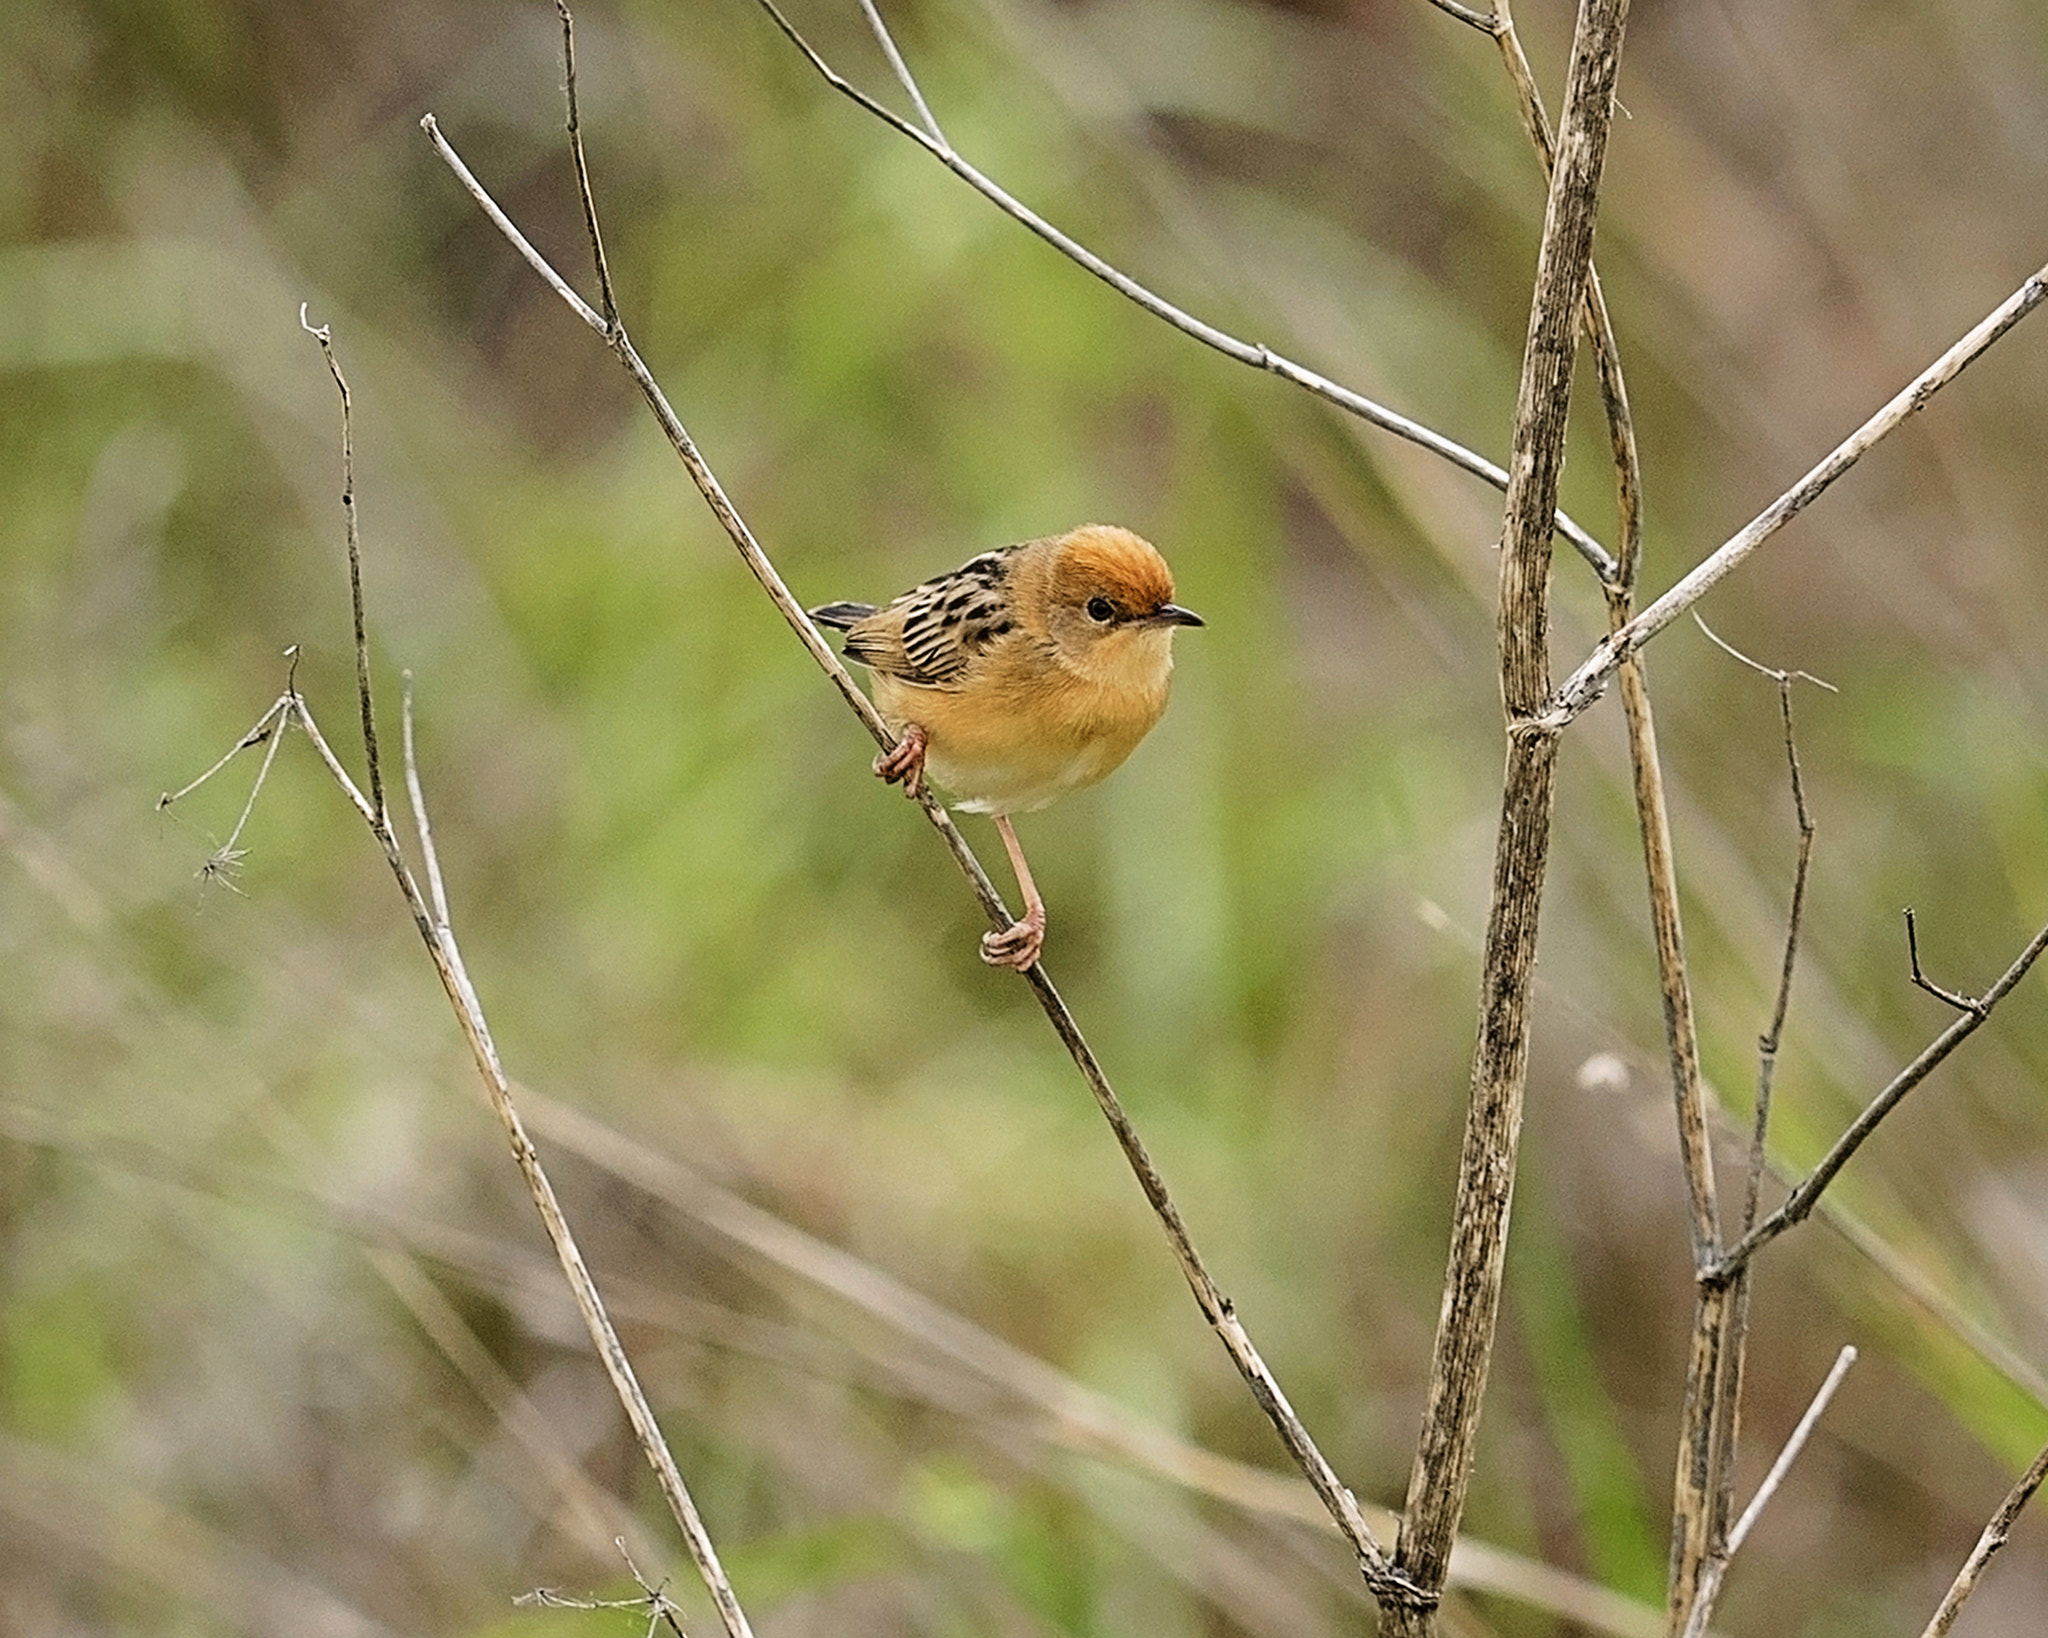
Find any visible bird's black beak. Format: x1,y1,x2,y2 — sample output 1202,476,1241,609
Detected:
1153,603,1205,628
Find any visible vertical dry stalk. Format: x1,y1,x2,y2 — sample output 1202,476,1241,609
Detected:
1493,2,1722,1282
1386,1,1631,1630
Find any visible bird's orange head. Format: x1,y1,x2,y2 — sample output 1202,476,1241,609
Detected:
1046,525,1201,628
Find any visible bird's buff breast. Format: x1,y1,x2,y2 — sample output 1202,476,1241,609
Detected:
869,666,1169,815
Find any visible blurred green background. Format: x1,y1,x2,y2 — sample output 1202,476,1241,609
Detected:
5,0,2048,1632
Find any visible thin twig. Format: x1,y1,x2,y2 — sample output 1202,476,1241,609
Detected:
158,692,294,897
518,1539,691,1638
1917,1440,2048,1638
1718,908,2048,1279
157,697,286,812
425,13,1417,1608
557,0,618,333
1677,1346,1858,1638
300,307,385,826
400,673,451,931
1688,614,1836,1243
423,116,600,327
1658,618,1836,1624
751,0,1617,581
1425,0,1502,31
856,0,944,143
1727,1345,1855,1559
1546,259,2048,727
1905,909,1988,1017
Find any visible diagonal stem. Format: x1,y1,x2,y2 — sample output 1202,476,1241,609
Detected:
751,0,1617,580
424,23,1418,1604
1546,260,2048,727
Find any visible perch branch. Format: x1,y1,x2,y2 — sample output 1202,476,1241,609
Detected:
424,11,1417,1607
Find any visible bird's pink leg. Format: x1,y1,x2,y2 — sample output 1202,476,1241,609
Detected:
872,722,928,798
981,814,1047,970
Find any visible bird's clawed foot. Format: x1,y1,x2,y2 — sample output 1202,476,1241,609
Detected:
980,904,1046,971
872,722,929,799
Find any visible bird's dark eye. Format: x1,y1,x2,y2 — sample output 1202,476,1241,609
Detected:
1086,596,1116,623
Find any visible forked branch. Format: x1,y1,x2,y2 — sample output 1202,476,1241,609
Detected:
165,319,758,1638
1717,907,2048,1279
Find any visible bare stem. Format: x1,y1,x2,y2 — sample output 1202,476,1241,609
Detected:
400,673,451,930
1740,660,1824,1239
557,0,619,333
424,11,1415,1608
300,308,384,825
1547,260,2048,727
855,0,943,143
164,321,763,1638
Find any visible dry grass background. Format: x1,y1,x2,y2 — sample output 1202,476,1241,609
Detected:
3,0,2047,1633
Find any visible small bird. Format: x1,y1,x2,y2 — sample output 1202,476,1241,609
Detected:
812,524,1203,970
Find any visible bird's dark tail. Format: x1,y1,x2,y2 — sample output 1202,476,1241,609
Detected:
809,601,878,630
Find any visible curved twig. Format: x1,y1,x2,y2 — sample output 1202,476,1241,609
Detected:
1717,909,2048,1279
752,0,1617,581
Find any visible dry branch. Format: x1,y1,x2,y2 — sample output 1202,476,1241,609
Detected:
1917,1439,2048,1637
1547,261,2048,727
1386,2,1632,1630
165,320,759,1638
753,0,1618,579
424,6,1419,1608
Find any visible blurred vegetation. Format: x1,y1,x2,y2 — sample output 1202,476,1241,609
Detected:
4,0,2048,1633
